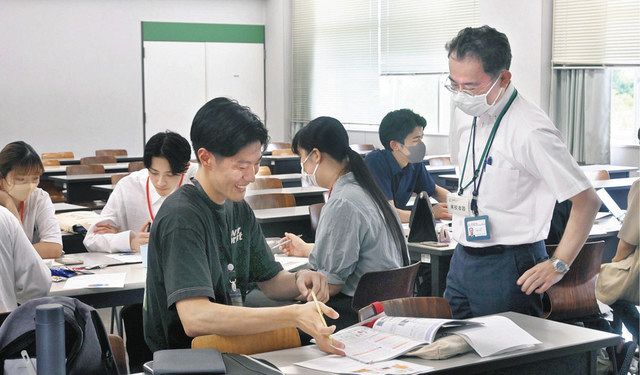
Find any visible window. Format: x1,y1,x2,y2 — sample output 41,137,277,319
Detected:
292,0,478,134
610,67,640,145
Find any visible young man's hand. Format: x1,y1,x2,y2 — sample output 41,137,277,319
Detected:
432,202,452,220
280,232,313,257
293,302,345,356
93,222,120,234
295,270,330,302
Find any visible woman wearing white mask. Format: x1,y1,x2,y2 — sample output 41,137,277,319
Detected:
0,141,63,259
83,131,196,253
280,116,410,329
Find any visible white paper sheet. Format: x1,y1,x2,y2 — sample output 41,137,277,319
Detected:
104,253,143,264
296,356,434,374
63,273,127,289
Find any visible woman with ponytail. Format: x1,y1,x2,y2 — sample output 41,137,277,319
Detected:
281,116,410,328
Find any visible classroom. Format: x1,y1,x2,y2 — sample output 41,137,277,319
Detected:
0,1,638,374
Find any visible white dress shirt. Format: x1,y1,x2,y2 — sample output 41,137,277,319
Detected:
449,84,592,247
21,188,63,245
83,165,197,253
0,206,51,312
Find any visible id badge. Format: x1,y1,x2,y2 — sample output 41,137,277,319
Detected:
464,215,491,241
229,280,243,307
447,193,472,217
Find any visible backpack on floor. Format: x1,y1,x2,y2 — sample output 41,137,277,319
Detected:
0,296,119,375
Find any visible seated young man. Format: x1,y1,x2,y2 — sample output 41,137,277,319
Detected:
0,206,51,312
365,109,451,222
83,131,195,253
143,98,344,355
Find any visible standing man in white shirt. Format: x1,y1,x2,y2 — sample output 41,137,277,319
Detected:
83,131,195,253
444,26,601,318
0,206,51,312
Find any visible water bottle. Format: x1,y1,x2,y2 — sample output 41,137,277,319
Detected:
35,304,65,375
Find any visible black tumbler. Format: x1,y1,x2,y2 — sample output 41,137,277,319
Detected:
35,304,65,375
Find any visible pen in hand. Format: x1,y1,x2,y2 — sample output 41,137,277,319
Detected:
270,234,303,250
310,289,332,341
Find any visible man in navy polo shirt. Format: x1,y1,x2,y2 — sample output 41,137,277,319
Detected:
365,109,451,222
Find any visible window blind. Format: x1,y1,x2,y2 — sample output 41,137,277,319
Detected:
552,0,640,66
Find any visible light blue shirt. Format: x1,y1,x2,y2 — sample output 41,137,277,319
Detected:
309,172,405,296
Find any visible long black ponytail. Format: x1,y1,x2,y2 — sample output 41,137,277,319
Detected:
292,117,409,266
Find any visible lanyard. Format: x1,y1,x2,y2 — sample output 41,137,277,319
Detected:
457,90,518,213
146,174,184,221
19,201,25,223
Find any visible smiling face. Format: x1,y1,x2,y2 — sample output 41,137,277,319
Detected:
148,156,184,197
198,141,262,204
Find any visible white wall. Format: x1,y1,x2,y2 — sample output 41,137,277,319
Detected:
0,0,267,157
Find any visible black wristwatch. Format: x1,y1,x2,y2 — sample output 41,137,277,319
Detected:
550,257,570,274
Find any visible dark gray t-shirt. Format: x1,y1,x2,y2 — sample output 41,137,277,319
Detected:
143,180,283,352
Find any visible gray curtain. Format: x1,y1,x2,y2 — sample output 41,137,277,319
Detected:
549,69,611,164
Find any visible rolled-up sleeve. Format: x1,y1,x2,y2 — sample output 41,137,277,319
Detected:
309,198,366,285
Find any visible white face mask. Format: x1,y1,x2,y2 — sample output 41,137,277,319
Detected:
5,182,37,202
451,77,503,117
300,152,320,187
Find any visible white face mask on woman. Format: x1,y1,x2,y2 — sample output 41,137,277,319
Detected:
451,76,503,117
300,151,320,187
5,181,37,202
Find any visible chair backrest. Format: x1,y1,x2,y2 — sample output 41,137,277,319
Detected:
107,334,128,375
191,327,301,355
245,193,296,210
271,149,295,156
358,297,452,321
543,241,604,321
247,178,283,190
42,159,61,166
128,161,145,172
95,149,127,157
66,164,105,175
426,156,452,166
111,173,129,185
584,169,610,181
265,142,292,153
42,151,74,160
308,202,324,233
257,166,272,176
350,144,376,152
351,262,421,311
80,156,117,165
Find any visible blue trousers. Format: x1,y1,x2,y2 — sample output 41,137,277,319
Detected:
444,241,548,319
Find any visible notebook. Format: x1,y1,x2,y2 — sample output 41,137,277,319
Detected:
596,188,626,222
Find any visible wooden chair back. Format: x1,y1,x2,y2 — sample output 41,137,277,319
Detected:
111,173,129,185
350,144,376,153
426,156,452,166
66,164,105,175
271,149,295,156
128,161,145,172
257,166,272,176
192,327,301,355
358,297,452,321
42,151,74,160
247,178,283,190
309,202,324,233
585,169,610,181
80,156,117,165
543,241,604,321
352,262,421,311
107,334,128,375
38,180,65,203
95,149,127,157
245,193,296,210
42,159,61,166
265,142,292,153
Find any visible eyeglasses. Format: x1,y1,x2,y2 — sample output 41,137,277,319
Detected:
444,76,499,96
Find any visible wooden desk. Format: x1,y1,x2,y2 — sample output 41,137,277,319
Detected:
254,311,620,375
57,156,143,166
247,187,327,206
43,162,130,177
49,173,115,203
256,173,302,188
581,164,638,179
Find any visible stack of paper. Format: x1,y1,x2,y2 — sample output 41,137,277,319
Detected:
63,273,127,289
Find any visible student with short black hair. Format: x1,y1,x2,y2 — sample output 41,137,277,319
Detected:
365,109,451,222
84,131,195,253
280,116,409,329
144,98,344,355
0,206,51,312
0,141,63,259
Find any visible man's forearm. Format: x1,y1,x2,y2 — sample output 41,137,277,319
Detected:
555,188,600,264
257,270,300,300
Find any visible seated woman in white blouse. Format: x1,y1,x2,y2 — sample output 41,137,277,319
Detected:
0,141,63,259
84,131,195,253
0,206,51,312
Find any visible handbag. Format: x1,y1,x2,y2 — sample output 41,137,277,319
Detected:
595,250,639,306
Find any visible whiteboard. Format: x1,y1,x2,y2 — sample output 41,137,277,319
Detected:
143,41,206,147
205,42,265,121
